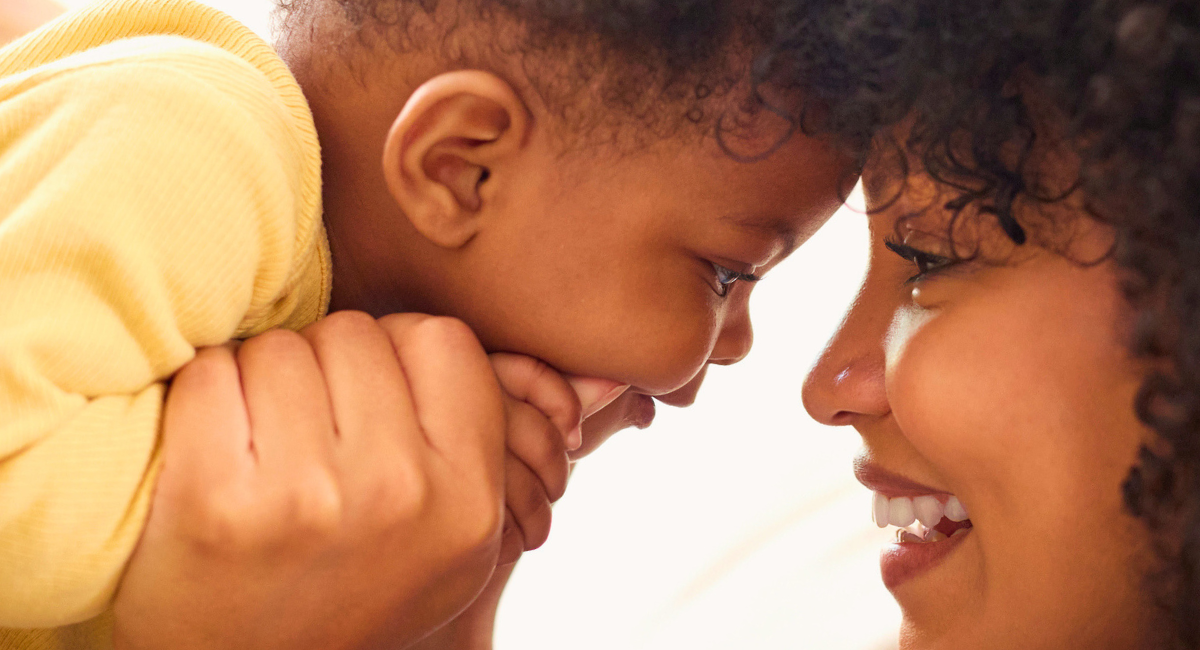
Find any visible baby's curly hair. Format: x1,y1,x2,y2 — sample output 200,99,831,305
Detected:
761,1,1200,646
276,0,783,145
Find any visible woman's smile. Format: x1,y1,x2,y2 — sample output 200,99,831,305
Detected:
804,168,1153,649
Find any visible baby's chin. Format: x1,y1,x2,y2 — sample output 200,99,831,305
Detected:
569,391,657,460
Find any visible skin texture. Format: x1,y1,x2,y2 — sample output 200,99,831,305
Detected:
114,314,511,650
0,0,61,46
114,313,621,650
303,63,850,419
279,31,850,646
802,170,1156,650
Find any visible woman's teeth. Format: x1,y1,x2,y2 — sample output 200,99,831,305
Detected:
873,492,972,543
896,527,968,543
872,493,969,528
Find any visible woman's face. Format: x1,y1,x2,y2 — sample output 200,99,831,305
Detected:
802,170,1155,649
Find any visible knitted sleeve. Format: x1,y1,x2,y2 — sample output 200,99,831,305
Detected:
0,37,321,627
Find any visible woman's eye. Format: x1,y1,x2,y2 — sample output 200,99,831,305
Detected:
711,263,761,297
884,239,956,283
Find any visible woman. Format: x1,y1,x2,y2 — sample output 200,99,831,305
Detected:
773,0,1200,648
17,1,1194,648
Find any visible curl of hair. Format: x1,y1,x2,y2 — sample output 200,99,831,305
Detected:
276,0,780,143
761,1,1200,646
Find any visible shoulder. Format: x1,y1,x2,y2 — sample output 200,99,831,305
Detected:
8,35,293,135
1,33,317,215
0,31,328,334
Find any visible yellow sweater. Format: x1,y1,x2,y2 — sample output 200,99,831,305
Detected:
0,1,330,647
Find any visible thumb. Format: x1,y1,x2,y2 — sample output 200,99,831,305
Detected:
565,377,628,419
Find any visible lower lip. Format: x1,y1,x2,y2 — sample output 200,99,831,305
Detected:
879,528,970,591
631,393,656,429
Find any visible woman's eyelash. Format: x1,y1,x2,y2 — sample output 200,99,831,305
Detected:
884,239,956,283
712,263,762,297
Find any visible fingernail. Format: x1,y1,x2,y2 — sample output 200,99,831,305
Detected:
586,384,627,418
568,377,630,418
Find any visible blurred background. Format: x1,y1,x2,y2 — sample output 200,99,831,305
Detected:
16,2,902,647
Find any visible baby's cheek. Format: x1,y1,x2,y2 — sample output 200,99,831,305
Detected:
620,325,717,395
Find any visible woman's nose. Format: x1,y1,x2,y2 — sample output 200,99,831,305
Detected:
803,350,888,426
802,289,892,426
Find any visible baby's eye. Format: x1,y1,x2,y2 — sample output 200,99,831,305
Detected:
711,262,761,297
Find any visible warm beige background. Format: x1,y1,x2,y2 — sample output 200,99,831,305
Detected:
29,2,901,648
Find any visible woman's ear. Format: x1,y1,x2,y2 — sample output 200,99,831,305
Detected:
382,70,531,249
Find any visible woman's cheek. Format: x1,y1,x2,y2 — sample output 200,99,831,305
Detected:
883,306,1011,483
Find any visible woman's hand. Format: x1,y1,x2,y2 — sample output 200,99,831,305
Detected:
113,312,508,650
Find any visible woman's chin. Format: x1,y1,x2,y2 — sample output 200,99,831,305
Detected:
888,532,981,647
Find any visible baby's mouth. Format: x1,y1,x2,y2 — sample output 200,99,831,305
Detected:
872,492,974,543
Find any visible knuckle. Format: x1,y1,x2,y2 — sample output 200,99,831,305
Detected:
454,493,503,551
415,316,480,351
185,490,266,553
500,353,540,383
282,471,344,536
242,328,311,364
307,310,378,346
526,357,558,390
172,349,231,391
369,463,430,525
377,312,432,330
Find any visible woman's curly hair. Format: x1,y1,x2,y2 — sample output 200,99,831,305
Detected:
762,1,1200,646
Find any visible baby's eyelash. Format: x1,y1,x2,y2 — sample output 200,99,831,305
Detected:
884,239,956,283
712,263,762,297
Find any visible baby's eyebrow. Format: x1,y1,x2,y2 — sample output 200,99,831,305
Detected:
721,213,801,256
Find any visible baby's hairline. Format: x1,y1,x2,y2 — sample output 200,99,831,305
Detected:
275,0,784,152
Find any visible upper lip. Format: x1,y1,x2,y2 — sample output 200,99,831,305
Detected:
854,461,953,499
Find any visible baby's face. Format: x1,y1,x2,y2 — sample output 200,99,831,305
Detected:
327,108,851,453
445,130,849,445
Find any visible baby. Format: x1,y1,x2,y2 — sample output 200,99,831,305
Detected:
0,0,853,647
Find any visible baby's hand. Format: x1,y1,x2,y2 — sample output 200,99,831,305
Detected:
113,312,507,650
488,353,626,564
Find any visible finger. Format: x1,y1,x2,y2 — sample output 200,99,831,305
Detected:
236,330,337,473
161,344,253,488
490,354,582,447
300,312,415,459
566,376,629,419
497,508,524,566
380,315,505,483
504,454,553,552
567,391,640,461
505,399,569,502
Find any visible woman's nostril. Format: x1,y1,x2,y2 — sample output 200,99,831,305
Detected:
829,410,859,427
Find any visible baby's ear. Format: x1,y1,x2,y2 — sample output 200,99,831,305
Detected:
382,71,531,249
